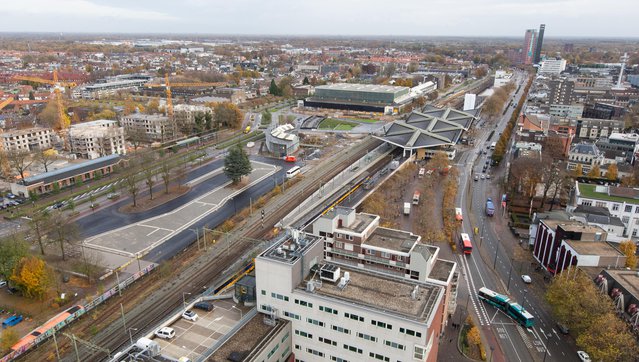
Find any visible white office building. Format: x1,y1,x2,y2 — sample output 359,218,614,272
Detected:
69,120,126,159
494,70,513,87
539,59,567,75
255,229,447,362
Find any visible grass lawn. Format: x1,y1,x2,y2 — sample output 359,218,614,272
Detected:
578,183,636,204
318,118,357,130
347,118,379,123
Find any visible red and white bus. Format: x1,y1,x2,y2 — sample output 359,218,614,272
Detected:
460,233,473,255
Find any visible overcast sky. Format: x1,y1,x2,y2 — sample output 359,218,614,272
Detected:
1,0,637,38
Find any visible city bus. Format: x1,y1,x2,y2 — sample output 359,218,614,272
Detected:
286,166,301,179
478,287,535,328
460,233,473,254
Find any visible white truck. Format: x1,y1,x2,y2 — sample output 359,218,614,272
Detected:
404,202,411,215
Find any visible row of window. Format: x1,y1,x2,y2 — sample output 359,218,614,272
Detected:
371,319,392,330
272,292,289,301
294,340,430,361
333,241,403,260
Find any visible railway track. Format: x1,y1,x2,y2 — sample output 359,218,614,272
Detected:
31,136,383,362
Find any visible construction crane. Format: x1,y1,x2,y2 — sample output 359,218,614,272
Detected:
12,70,76,130
144,77,227,118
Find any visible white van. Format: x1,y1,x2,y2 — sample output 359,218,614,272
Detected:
155,327,175,339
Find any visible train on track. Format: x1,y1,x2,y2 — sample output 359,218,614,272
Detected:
11,305,85,353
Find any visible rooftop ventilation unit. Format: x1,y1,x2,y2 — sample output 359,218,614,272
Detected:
320,264,341,283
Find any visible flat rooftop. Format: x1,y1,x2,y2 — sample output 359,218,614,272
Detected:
300,264,443,322
578,183,639,204
208,314,286,362
565,240,623,256
542,219,605,234
363,227,418,253
429,258,456,282
331,213,377,234
261,231,321,264
604,269,639,299
315,83,409,94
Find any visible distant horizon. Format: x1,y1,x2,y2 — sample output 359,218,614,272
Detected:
0,31,637,42
1,0,637,38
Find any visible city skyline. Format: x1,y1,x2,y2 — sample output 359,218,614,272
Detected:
0,0,638,37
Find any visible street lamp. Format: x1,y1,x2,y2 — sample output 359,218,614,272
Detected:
489,346,495,362
522,290,528,310
128,327,138,344
507,258,514,292
182,292,191,312
232,305,243,319
190,228,200,251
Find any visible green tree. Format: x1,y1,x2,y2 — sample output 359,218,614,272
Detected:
619,240,637,268
574,164,583,177
0,328,19,352
467,326,481,346
75,177,83,187
10,256,51,299
262,111,272,125
224,144,252,184
204,111,213,131
194,112,205,133
52,181,60,193
269,79,281,96
576,313,639,362
0,235,29,279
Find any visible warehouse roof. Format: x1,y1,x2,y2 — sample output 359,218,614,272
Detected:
21,154,121,186
315,83,409,94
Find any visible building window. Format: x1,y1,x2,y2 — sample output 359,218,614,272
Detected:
626,205,633,213
344,312,364,322
635,206,639,214
335,241,344,248
613,204,620,211
332,325,350,334
397,255,403,262
306,348,324,357
634,229,638,237
261,290,266,295
581,200,592,206
399,327,423,338
284,311,300,320
261,305,272,312
623,216,630,224
295,299,313,308
320,306,338,315
595,201,606,208
331,357,349,362
356,332,377,342
295,329,313,339
371,320,392,330
365,249,375,255
343,344,363,354
307,317,325,327
369,352,389,361
384,340,405,350
414,345,426,359
381,251,391,259
319,336,337,346
271,292,289,301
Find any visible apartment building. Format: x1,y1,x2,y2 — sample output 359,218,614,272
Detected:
1,127,53,152
120,113,176,142
538,59,567,75
172,104,212,134
575,118,625,140
72,74,152,99
69,120,126,159
571,182,639,238
595,132,639,164
256,229,447,362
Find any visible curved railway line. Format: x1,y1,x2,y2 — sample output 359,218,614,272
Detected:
19,136,381,362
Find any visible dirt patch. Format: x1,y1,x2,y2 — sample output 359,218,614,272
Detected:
118,185,190,214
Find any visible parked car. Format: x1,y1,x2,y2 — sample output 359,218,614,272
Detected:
521,275,532,284
182,310,199,322
474,175,479,181
154,327,176,339
52,202,65,209
577,351,591,362
2,315,23,328
6,194,15,199
556,322,569,335
486,174,491,179
0,280,6,288
107,193,120,199
481,174,485,180
193,302,214,312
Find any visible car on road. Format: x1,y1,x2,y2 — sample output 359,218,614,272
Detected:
482,168,486,173
6,193,16,199
193,302,214,311
182,310,198,322
556,322,569,335
481,174,485,179
0,280,6,288
486,174,491,179
106,193,120,199
52,202,65,209
474,175,479,181
521,275,532,284
154,327,176,339
577,351,591,362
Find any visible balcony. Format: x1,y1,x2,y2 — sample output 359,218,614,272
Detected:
328,247,407,268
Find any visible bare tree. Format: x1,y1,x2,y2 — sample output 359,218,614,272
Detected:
123,172,140,207
34,149,56,173
50,212,80,261
126,127,147,151
144,166,156,200
6,149,33,181
161,161,172,194
28,210,51,255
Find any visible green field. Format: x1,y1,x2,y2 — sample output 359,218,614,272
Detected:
347,118,379,123
318,118,357,131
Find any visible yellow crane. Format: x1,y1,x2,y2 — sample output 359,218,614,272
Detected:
12,70,76,130
144,77,227,118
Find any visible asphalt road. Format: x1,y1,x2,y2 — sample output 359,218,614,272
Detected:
457,71,580,362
